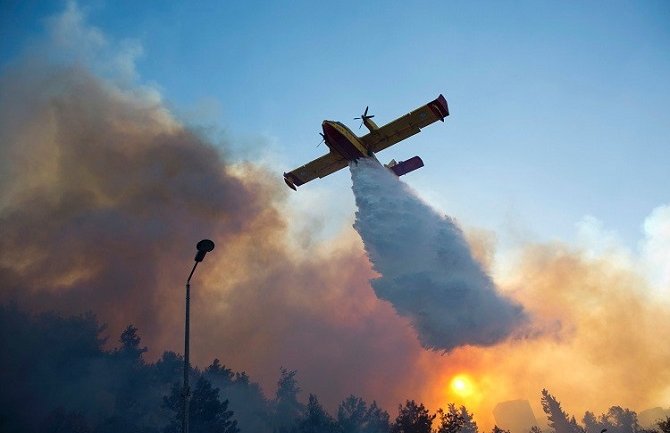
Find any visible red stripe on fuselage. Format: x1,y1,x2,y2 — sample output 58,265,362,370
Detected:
322,122,366,161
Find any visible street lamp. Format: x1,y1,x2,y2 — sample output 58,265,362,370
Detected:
183,239,215,433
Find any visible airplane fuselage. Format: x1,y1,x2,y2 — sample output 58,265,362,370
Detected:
321,121,371,161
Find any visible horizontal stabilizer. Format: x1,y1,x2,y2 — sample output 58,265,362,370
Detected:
389,156,424,177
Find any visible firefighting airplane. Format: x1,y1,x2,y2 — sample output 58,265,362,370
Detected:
283,94,449,190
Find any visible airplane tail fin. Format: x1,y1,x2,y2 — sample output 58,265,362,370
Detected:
387,156,424,177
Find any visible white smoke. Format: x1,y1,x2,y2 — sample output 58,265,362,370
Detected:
641,205,670,299
350,158,527,351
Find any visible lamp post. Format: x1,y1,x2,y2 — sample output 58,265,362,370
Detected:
182,239,215,433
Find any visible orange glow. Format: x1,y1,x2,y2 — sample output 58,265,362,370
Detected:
450,374,475,397
436,371,489,419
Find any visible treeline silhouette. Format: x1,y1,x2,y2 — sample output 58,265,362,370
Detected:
1,305,668,433
539,389,669,433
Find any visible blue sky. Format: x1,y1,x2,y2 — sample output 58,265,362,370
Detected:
3,0,669,250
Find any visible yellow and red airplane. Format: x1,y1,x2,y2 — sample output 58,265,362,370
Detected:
283,94,449,190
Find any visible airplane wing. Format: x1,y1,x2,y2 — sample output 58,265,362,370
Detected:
283,151,348,190
360,94,449,154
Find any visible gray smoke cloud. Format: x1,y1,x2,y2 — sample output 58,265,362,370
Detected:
0,61,266,341
351,158,527,351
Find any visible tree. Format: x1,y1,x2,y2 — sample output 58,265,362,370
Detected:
338,395,367,433
364,401,392,433
493,426,511,433
273,367,304,432
117,324,148,362
337,396,391,433
296,394,339,433
583,411,605,433
206,359,235,387
604,406,638,433
163,376,238,433
153,351,183,384
204,358,271,433
583,405,640,433
391,400,434,433
458,406,479,433
436,404,464,433
190,377,238,433
112,325,154,430
2,306,257,433
658,417,670,433
541,389,583,433
436,404,478,433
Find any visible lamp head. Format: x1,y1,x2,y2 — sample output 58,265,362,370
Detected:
194,239,215,262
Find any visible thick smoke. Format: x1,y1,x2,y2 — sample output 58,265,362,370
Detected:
0,62,266,341
0,3,429,412
350,158,527,351
0,61,421,408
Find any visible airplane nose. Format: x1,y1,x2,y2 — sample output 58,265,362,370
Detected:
322,121,335,134
321,122,331,137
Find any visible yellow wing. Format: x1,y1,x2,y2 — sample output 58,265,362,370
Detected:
283,151,348,190
361,94,449,154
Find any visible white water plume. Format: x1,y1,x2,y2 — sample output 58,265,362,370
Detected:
351,158,527,351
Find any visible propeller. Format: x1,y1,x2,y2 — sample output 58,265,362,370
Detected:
354,106,375,130
316,132,326,148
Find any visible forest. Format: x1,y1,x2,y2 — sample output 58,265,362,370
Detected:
1,304,668,433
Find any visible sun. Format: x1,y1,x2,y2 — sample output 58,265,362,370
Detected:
440,373,484,413
449,374,475,398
